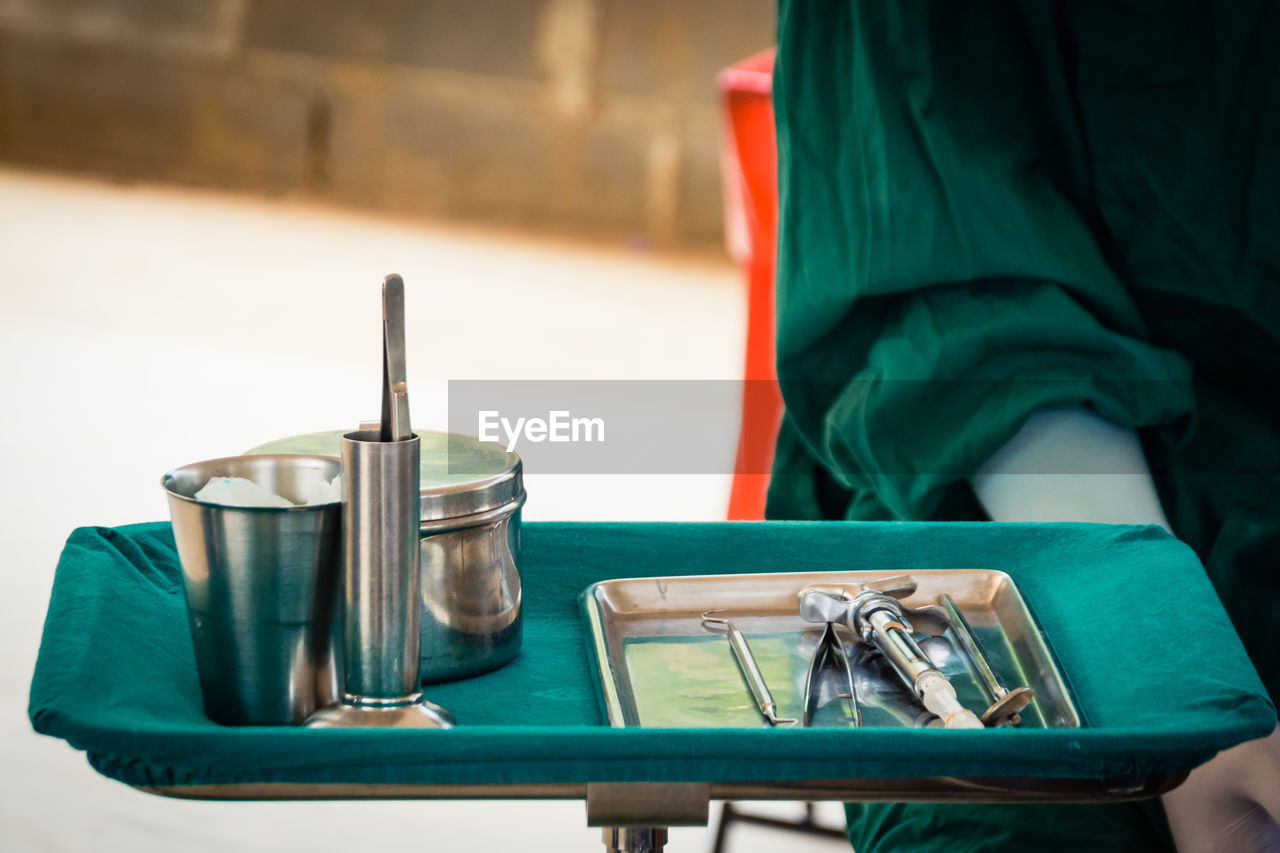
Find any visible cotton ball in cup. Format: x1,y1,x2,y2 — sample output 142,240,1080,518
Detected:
194,476,296,508
302,474,343,506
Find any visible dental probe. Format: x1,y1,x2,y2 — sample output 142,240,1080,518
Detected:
701,610,797,727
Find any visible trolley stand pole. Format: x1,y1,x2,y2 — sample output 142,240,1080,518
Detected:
601,826,669,852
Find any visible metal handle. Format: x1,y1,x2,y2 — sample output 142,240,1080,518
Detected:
726,625,773,711
381,274,411,443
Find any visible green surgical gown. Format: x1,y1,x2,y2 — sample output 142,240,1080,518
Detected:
766,1,1280,850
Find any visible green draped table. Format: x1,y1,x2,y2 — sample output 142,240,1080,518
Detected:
29,521,1275,839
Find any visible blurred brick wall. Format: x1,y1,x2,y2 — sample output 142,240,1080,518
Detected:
0,0,774,246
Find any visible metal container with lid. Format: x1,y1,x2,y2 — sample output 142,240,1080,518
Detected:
249,429,524,684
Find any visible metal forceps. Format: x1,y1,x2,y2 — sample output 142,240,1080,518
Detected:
802,619,862,728
701,610,797,727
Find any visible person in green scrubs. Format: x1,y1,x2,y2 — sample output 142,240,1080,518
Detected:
766,1,1280,849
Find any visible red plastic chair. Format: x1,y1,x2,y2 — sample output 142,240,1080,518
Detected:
718,50,783,521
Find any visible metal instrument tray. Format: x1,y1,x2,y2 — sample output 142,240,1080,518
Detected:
583,569,1079,730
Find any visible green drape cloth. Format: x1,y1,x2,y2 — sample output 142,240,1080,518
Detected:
768,1,1280,849
29,522,1271,790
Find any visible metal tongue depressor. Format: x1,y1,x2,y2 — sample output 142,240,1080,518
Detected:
306,274,454,728
799,577,984,729
701,610,797,727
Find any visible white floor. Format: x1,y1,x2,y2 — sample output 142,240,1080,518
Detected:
0,168,847,852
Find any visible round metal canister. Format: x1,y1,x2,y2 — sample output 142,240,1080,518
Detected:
247,430,524,684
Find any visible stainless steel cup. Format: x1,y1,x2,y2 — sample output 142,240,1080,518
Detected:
162,454,342,726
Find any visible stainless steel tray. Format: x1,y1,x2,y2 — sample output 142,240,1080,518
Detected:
583,570,1080,729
